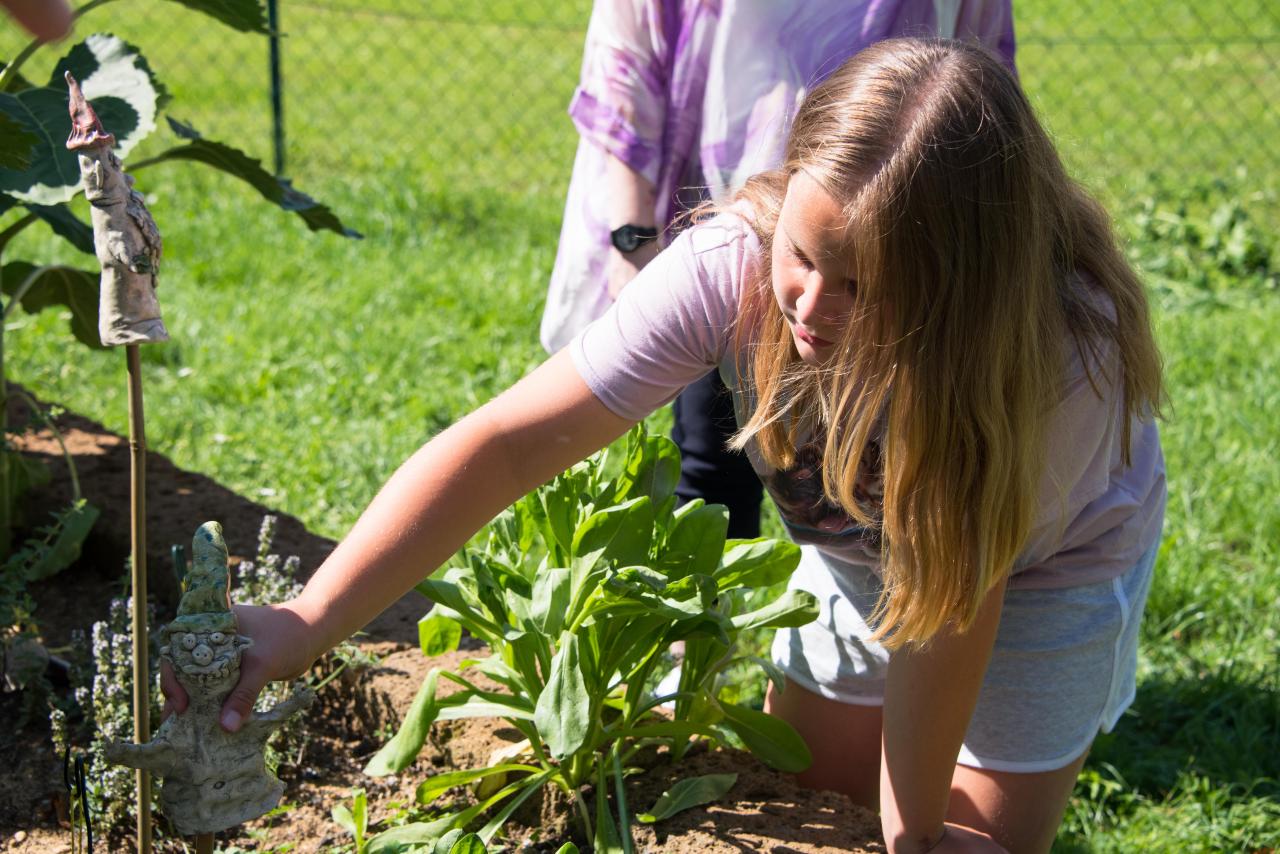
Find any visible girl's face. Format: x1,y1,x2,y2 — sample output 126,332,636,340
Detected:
771,172,858,366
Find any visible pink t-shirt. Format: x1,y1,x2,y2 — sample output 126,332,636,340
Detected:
570,213,1166,589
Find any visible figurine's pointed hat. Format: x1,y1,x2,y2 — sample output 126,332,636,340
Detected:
165,522,238,636
64,71,116,151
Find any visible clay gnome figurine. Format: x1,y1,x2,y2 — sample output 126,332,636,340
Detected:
106,522,314,836
64,71,168,346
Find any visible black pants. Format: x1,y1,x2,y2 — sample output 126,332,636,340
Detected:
671,370,763,539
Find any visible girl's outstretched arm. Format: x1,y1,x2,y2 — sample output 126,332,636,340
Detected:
879,576,1008,853
208,349,635,730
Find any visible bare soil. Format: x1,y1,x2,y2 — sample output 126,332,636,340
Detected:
2,387,883,853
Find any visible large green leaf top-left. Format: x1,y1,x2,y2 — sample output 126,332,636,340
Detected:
0,35,164,204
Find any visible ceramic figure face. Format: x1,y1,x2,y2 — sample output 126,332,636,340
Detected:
164,628,249,696
77,150,131,203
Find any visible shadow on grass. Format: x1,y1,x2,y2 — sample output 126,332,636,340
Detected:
1088,667,1279,800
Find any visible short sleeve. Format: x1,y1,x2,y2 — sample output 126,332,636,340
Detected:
570,213,760,422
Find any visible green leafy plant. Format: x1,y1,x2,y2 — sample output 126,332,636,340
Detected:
50,594,162,842
2,394,97,717
1123,174,1279,311
362,426,817,851
0,0,358,558
333,788,371,854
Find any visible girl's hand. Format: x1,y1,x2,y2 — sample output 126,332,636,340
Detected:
157,601,321,732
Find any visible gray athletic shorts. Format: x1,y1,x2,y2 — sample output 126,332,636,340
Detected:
771,540,1160,773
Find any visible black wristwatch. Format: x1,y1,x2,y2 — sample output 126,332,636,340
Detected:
610,224,659,253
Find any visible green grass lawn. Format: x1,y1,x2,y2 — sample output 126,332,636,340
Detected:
3,1,1278,850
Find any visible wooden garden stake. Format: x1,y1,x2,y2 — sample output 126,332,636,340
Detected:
127,343,151,853
66,71,167,854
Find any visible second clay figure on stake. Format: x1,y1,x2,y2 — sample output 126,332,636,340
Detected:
65,70,167,347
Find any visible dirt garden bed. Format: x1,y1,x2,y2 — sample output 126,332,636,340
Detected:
2,387,883,853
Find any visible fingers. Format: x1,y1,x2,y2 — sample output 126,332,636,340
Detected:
1,0,73,41
158,658,187,722
219,651,271,732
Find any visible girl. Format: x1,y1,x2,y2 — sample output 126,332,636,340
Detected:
164,39,1165,853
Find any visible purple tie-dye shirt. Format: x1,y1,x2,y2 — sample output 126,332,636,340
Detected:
542,0,1017,352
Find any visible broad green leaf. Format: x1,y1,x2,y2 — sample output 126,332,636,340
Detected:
331,804,356,837
378,777,532,853
415,764,540,807
147,118,362,238
26,500,99,580
636,773,738,823
554,845,580,854
436,697,534,722
660,501,732,581
540,466,588,560
533,633,590,759
416,579,503,641
368,816,458,853
659,501,730,583
718,703,812,772
571,496,653,568
0,35,163,204
0,111,35,169
163,0,270,33
447,833,488,854
458,655,526,694
615,431,680,505
603,566,666,596
431,830,468,854
477,768,555,842
1,262,101,348
364,668,440,775
531,567,571,636
662,574,718,610
714,538,801,591
23,202,94,254
419,612,462,656
730,589,819,632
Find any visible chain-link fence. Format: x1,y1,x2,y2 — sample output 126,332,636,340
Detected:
4,0,1278,219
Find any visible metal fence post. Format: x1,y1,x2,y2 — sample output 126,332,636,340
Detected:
267,0,286,177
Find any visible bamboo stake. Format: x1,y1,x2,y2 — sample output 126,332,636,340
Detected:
195,833,214,854
127,343,152,854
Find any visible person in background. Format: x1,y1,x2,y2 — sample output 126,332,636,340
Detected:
542,0,1016,538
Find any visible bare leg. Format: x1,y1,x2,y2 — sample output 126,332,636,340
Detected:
765,676,883,809
947,751,1089,854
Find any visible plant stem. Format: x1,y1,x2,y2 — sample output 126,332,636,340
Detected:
3,265,83,320
612,745,634,854
12,389,83,500
0,213,38,255
573,790,594,844
1,258,8,558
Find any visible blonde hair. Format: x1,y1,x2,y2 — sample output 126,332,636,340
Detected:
729,38,1163,648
